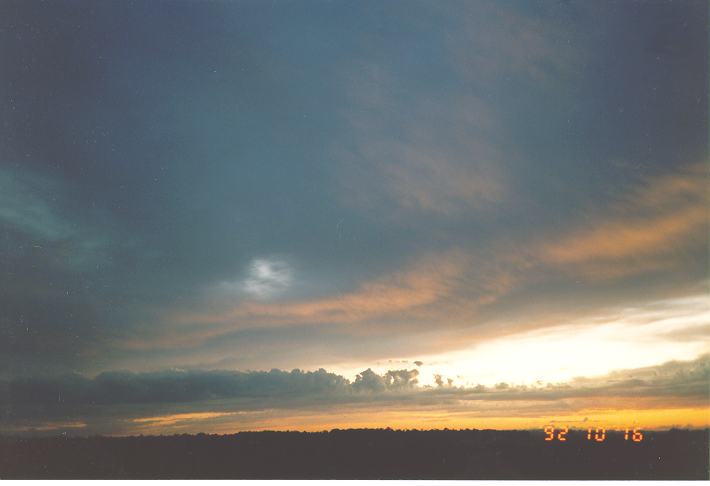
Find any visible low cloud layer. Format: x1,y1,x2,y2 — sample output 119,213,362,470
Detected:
2,355,707,435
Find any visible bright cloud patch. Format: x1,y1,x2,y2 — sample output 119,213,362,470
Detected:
242,258,293,299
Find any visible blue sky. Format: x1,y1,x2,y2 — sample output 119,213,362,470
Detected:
0,0,707,434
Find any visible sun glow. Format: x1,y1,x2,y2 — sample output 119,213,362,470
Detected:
324,294,710,388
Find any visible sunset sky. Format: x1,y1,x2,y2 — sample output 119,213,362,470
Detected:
1,0,708,436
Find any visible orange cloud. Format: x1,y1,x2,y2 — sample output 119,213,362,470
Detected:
186,250,467,327
9,421,87,433
542,205,706,264
114,250,474,351
539,162,708,277
130,412,236,428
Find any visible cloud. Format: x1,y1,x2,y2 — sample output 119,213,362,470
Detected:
443,1,580,87
130,412,236,427
351,369,386,393
337,131,507,217
237,252,463,323
114,163,707,375
0,368,348,424
2,355,707,435
662,324,710,343
152,250,468,348
120,160,707,360
7,421,87,434
415,292,710,389
0,168,124,375
217,258,294,300
0,168,74,242
382,369,419,390
0,167,112,270
243,258,293,299
332,2,584,221
333,42,510,219
538,162,708,279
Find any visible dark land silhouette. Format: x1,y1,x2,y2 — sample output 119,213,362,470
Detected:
1,428,707,479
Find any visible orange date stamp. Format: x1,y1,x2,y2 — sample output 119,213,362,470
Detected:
543,425,644,442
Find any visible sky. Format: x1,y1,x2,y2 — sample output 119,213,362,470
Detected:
0,0,708,436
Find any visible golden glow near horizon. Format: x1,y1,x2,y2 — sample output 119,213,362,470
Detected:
119,406,709,437
324,293,710,388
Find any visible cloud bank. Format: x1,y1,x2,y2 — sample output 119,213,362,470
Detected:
2,355,707,435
